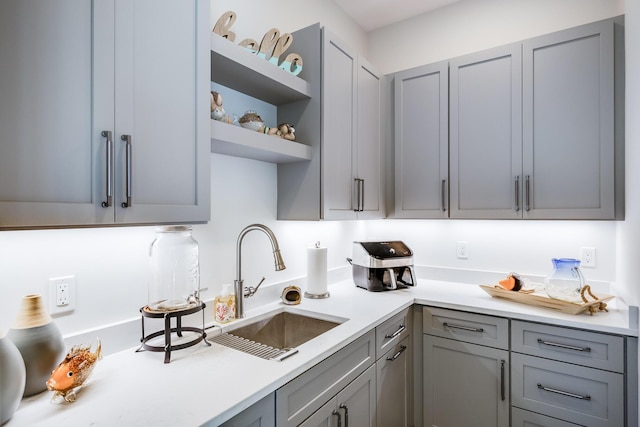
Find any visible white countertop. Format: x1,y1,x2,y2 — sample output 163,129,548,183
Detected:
8,278,637,427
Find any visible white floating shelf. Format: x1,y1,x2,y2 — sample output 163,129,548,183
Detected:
210,120,312,164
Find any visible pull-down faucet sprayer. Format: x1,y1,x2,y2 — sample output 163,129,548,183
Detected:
234,224,286,318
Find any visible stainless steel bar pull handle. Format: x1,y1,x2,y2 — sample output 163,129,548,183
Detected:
537,383,591,400
353,178,364,212
359,179,364,212
384,324,406,339
441,179,447,212
121,134,132,208
387,345,407,362
537,338,591,352
525,175,531,211
353,178,360,212
514,176,520,212
500,360,505,401
332,410,342,427
443,322,484,333
339,404,349,427
101,130,113,208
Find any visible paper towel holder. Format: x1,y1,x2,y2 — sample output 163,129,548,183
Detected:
305,241,330,299
304,290,330,299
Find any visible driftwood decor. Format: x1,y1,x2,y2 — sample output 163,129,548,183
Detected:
213,11,303,76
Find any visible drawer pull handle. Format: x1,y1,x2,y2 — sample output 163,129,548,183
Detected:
537,383,591,400
385,324,406,339
387,345,407,362
537,338,591,352
443,322,484,333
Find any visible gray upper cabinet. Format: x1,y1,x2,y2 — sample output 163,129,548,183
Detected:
522,19,618,219
322,30,383,220
394,62,449,218
0,0,210,228
277,26,383,220
448,18,621,220
449,44,523,219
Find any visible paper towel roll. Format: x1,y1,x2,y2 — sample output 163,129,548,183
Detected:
306,243,328,298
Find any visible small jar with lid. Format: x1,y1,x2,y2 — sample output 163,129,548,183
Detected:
148,225,200,312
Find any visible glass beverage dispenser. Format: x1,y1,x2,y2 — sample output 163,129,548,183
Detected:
148,225,200,312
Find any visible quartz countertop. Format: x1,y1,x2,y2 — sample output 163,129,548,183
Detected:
8,278,637,426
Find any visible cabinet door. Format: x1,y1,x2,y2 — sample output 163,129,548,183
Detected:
113,0,210,224
377,337,409,427
394,62,449,218
0,0,114,227
299,365,376,427
299,398,337,427
449,44,522,219
219,393,275,427
355,57,384,219
522,20,614,219
335,364,376,427
322,29,357,220
424,335,509,427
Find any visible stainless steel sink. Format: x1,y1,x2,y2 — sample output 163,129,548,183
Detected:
210,311,345,361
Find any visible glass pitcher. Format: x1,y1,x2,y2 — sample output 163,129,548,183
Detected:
543,258,586,303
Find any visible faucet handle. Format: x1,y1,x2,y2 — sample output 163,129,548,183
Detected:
244,277,266,298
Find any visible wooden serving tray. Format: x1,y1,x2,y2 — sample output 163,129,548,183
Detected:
479,284,615,315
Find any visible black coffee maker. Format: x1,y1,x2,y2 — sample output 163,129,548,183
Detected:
349,241,416,291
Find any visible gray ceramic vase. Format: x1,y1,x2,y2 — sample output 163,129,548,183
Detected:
8,294,66,397
0,332,26,425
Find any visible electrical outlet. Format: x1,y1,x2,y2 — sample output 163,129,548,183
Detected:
581,247,596,268
49,275,76,315
456,241,469,259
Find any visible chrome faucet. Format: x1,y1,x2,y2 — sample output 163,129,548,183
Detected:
234,224,286,318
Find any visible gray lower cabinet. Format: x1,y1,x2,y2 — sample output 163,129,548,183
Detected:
376,308,411,426
393,62,449,219
275,330,375,426
422,307,510,427
0,0,210,228
511,320,628,427
219,393,275,427
300,364,376,427
377,336,409,427
512,407,584,427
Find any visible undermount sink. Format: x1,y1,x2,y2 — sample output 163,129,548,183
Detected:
211,310,346,361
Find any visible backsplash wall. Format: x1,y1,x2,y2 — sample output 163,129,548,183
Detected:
0,0,626,339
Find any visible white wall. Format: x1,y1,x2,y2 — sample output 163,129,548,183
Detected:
368,0,624,74
0,0,632,342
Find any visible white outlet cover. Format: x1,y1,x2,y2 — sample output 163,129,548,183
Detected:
49,275,76,315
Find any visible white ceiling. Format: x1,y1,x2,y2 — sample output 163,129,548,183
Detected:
334,0,461,32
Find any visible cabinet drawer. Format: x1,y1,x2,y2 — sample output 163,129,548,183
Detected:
275,330,375,427
512,320,624,372
376,308,410,359
512,353,624,427
423,306,509,349
512,407,584,426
